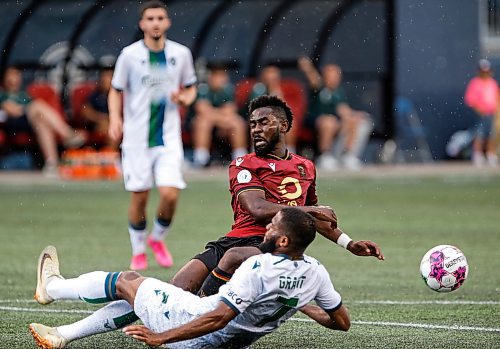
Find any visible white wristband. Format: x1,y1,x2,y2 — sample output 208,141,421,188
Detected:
337,233,352,249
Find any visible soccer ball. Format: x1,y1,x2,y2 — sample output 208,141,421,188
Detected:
419,245,468,292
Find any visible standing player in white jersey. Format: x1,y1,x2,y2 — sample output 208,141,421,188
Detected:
108,1,197,270
29,208,350,349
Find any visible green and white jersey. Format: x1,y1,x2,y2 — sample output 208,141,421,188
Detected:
112,39,196,149
202,253,342,347
134,252,341,348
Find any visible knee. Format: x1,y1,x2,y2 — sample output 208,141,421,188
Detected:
219,248,248,273
121,271,142,281
116,271,143,301
159,188,179,204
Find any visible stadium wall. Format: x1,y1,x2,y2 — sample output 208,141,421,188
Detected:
396,0,480,159
0,0,485,160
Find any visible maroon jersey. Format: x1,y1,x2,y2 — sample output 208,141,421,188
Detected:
227,150,318,238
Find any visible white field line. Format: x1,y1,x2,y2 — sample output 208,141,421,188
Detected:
0,306,93,314
2,304,500,333
1,299,499,305
352,300,500,305
290,318,500,333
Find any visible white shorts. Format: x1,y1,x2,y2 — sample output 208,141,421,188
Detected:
121,146,186,192
134,278,218,348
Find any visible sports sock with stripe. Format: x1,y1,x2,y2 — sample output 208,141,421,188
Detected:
149,217,171,241
57,300,138,341
46,271,121,303
198,267,232,297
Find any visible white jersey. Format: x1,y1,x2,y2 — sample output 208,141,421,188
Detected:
201,253,342,347
112,39,196,149
134,253,342,349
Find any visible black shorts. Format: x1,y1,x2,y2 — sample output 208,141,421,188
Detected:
193,235,264,271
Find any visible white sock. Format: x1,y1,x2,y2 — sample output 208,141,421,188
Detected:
57,300,137,342
232,147,247,160
194,148,210,166
129,224,147,255
150,218,170,241
47,271,121,303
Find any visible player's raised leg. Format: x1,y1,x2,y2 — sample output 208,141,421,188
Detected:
31,247,142,348
35,246,126,305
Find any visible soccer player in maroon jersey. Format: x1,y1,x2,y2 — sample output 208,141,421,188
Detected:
170,95,383,294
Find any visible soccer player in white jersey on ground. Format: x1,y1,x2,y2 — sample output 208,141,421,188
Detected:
30,208,350,348
108,1,197,270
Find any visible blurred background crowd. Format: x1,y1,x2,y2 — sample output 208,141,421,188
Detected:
0,0,499,178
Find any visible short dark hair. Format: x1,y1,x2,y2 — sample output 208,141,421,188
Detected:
278,207,316,251
248,95,294,132
139,0,168,18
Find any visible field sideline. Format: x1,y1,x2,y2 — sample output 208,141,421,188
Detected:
1,163,499,348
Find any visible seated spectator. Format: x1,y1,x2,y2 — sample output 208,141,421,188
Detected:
191,63,247,167
298,57,373,170
79,67,118,149
248,64,300,153
0,65,85,176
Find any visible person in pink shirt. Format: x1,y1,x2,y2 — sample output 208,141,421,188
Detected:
464,59,499,166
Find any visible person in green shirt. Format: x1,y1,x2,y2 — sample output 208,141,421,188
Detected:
0,65,84,176
298,57,373,171
191,64,247,167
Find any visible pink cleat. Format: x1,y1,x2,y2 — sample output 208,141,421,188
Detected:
147,236,174,268
130,253,147,270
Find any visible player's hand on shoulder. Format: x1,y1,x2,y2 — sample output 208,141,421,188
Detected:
347,240,384,260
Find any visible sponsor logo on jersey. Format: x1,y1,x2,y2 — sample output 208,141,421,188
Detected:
269,162,276,171
277,177,302,200
237,169,252,183
235,157,244,166
142,74,170,87
279,276,306,289
227,290,243,304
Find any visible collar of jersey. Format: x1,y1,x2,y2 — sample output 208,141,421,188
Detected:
273,253,304,261
260,149,291,161
141,39,166,53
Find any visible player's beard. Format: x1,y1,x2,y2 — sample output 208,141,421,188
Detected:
259,236,278,253
254,130,280,157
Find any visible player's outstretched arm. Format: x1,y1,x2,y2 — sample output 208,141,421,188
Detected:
123,301,237,346
315,221,384,260
300,304,350,331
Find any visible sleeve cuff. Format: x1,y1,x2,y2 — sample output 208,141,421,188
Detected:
323,300,342,313
221,297,241,315
235,187,265,199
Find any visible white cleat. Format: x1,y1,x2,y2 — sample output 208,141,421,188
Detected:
34,245,63,305
29,323,68,349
